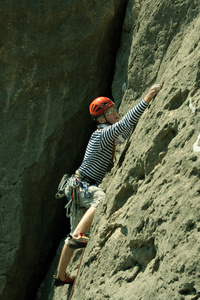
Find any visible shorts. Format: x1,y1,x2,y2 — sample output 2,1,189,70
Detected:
78,185,105,208
64,184,105,245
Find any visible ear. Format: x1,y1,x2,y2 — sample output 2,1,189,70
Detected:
97,116,106,124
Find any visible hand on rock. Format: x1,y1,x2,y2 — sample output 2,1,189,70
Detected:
144,83,163,104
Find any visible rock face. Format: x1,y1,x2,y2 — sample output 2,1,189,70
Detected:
1,0,200,299
42,0,199,299
0,1,127,300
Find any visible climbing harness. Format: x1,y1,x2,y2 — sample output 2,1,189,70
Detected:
69,248,85,300
76,176,91,198
55,173,94,231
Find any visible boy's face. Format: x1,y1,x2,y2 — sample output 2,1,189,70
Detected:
98,106,119,124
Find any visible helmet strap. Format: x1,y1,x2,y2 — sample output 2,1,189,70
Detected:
102,113,112,125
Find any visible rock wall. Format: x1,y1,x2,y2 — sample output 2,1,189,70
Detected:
0,1,127,299
39,0,200,299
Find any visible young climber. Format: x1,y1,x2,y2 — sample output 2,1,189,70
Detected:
54,83,163,286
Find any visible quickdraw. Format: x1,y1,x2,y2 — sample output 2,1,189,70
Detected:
64,176,79,218
55,174,70,199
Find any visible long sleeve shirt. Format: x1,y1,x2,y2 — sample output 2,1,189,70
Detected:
78,99,148,185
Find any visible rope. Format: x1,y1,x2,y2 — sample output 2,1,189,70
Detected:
69,248,85,300
107,140,115,172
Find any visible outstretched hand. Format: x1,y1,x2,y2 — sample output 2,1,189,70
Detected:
144,83,163,104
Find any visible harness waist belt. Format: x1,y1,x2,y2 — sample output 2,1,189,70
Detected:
75,170,96,185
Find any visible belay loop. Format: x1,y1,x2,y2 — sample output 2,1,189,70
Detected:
76,177,91,198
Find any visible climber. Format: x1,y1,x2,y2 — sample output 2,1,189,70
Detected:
54,83,163,286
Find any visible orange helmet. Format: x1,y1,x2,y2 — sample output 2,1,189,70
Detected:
89,97,114,120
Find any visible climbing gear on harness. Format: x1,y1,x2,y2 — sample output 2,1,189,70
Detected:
75,172,93,198
89,97,114,120
64,176,80,219
77,177,92,198
56,173,93,233
68,233,89,249
55,174,82,232
55,174,70,199
75,169,98,198
53,273,75,286
69,248,85,300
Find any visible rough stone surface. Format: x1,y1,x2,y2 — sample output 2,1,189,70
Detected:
0,1,127,299
38,0,200,299
1,0,200,299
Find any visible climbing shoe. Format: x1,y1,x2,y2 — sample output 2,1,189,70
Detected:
68,233,89,249
54,273,74,286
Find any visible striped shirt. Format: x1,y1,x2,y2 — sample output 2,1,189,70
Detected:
78,99,148,185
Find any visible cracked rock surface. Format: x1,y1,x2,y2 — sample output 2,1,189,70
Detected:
39,0,200,299
1,0,200,300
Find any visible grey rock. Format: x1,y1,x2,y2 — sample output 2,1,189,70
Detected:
1,0,200,300
0,1,127,299
50,0,200,299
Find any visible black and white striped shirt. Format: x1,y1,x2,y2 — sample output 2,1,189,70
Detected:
78,99,148,185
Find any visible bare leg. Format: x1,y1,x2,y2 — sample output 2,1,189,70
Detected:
72,206,96,238
57,244,74,281
56,206,96,280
